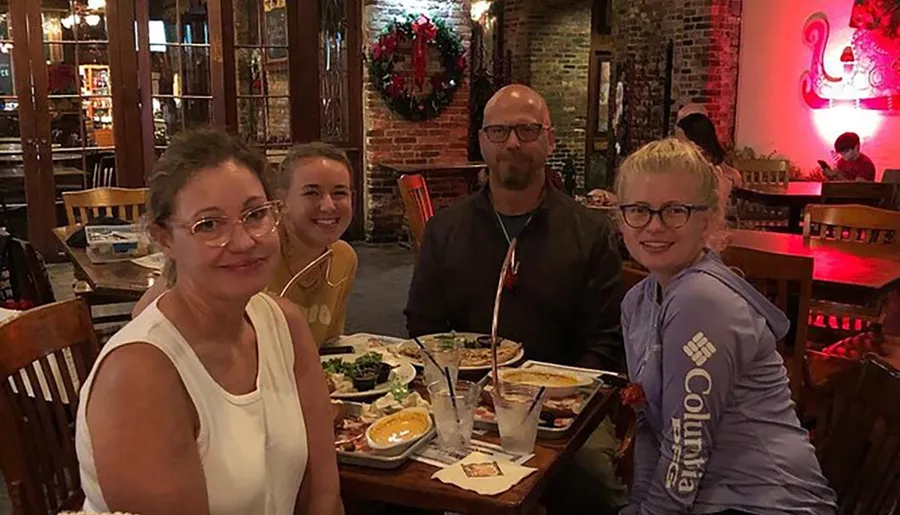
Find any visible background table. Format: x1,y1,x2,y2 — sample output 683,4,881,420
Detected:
734,182,823,232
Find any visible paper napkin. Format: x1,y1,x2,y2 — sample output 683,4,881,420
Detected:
431,451,537,496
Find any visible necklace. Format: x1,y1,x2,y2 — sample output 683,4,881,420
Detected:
492,209,535,290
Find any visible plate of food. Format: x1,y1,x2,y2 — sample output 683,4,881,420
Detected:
332,389,435,468
321,351,416,399
396,332,525,371
496,367,594,397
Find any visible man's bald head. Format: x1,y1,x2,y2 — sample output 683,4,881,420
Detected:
483,85,552,127
479,85,555,192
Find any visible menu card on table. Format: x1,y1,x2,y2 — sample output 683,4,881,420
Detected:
412,438,534,468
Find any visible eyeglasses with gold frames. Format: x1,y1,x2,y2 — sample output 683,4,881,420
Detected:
174,200,283,248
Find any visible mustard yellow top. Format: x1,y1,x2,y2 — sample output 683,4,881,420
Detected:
269,226,358,347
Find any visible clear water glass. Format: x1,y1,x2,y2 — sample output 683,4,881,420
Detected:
428,379,481,451
491,383,544,455
422,337,462,389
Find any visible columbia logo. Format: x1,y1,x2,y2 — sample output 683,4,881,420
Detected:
683,332,716,366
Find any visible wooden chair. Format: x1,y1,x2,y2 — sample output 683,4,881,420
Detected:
732,159,792,230
733,158,790,186
62,187,148,226
621,261,649,294
821,181,895,208
815,356,900,514
803,204,899,338
397,174,435,255
0,298,100,514
721,245,814,407
62,188,149,330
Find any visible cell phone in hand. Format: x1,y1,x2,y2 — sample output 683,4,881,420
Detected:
817,160,832,171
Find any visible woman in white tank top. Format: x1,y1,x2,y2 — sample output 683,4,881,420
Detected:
75,129,343,515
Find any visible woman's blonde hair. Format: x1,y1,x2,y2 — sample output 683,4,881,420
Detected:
614,137,731,250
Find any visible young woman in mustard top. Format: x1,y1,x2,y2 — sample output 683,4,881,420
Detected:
268,143,358,346
134,142,357,347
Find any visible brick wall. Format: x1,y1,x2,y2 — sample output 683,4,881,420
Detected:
614,0,742,152
363,0,471,242
527,0,591,186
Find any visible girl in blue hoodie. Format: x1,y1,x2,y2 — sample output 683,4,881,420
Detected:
616,138,836,515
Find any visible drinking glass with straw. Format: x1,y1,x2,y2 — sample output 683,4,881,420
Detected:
415,336,461,390
491,384,545,455
427,375,481,451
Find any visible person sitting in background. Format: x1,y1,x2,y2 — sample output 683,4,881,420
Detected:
616,137,835,515
134,142,358,348
268,143,357,346
826,131,876,181
80,129,342,514
675,112,742,188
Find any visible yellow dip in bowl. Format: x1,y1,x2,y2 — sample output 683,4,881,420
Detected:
365,407,433,455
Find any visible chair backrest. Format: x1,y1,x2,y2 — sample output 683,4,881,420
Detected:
881,169,900,184
91,155,116,188
621,261,649,294
397,174,435,253
62,187,149,226
0,298,99,515
721,245,813,404
815,356,900,514
803,203,900,247
733,158,790,186
821,181,895,207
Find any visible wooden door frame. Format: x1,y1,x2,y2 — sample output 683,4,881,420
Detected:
108,0,146,187
21,0,59,258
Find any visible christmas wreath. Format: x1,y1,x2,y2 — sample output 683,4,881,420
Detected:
368,13,467,121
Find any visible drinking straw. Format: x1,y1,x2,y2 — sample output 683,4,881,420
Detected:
491,238,518,398
443,366,460,423
522,386,546,424
413,336,441,370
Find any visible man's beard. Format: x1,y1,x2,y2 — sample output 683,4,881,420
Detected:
498,162,537,191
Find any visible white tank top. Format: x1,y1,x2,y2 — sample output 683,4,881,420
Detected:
75,293,308,515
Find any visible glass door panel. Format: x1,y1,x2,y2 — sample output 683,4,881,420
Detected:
40,0,111,192
0,6,27,221
234,0,291,162
142,0,212,154
319,0,349,144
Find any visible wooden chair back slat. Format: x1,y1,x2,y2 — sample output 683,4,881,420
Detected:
397,174,435,254
804,204,900,248
721,245,813,406
816,357,900,514
733,158,790,186
62,187,149,226
0,299,100,515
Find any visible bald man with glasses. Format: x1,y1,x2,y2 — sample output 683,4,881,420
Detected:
404,85,627,513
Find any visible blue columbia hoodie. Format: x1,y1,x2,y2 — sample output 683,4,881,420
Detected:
621,251,836,515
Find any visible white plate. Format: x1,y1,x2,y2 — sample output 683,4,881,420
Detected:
396,332,525,371
321,351,416,400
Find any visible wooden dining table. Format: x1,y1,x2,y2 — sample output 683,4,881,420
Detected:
340,385,617,515
728,229,900,305
733,181,823,232
52,225,158,300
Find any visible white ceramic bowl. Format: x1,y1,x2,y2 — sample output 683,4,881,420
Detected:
365,407,433,455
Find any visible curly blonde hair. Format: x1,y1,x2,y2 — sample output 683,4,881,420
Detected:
614,137,731,250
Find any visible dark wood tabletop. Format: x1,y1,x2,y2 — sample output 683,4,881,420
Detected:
733,182,824,232
52,226,158,300
340,387,616,515
728,229,900,303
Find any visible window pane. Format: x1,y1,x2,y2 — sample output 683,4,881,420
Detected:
182,46,210,96
235,47,263,96
233,0,261,46
320,0,348,143
238,97,266,144
268,97,290,145
50,99,85,148
151,46,181,96
263,0,288,55
83,95,113,147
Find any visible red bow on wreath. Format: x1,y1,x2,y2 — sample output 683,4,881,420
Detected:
411,15,437,90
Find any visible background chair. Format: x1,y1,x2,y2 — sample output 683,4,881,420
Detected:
815,356,900,514
721,245,813,408
397,174,435,256
61,188,149,331
0,298,100,515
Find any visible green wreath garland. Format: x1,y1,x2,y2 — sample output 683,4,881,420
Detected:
368,13,467,121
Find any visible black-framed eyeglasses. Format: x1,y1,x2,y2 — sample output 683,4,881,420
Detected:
173,200,283,248
481,124,548,144
618,203,709,229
